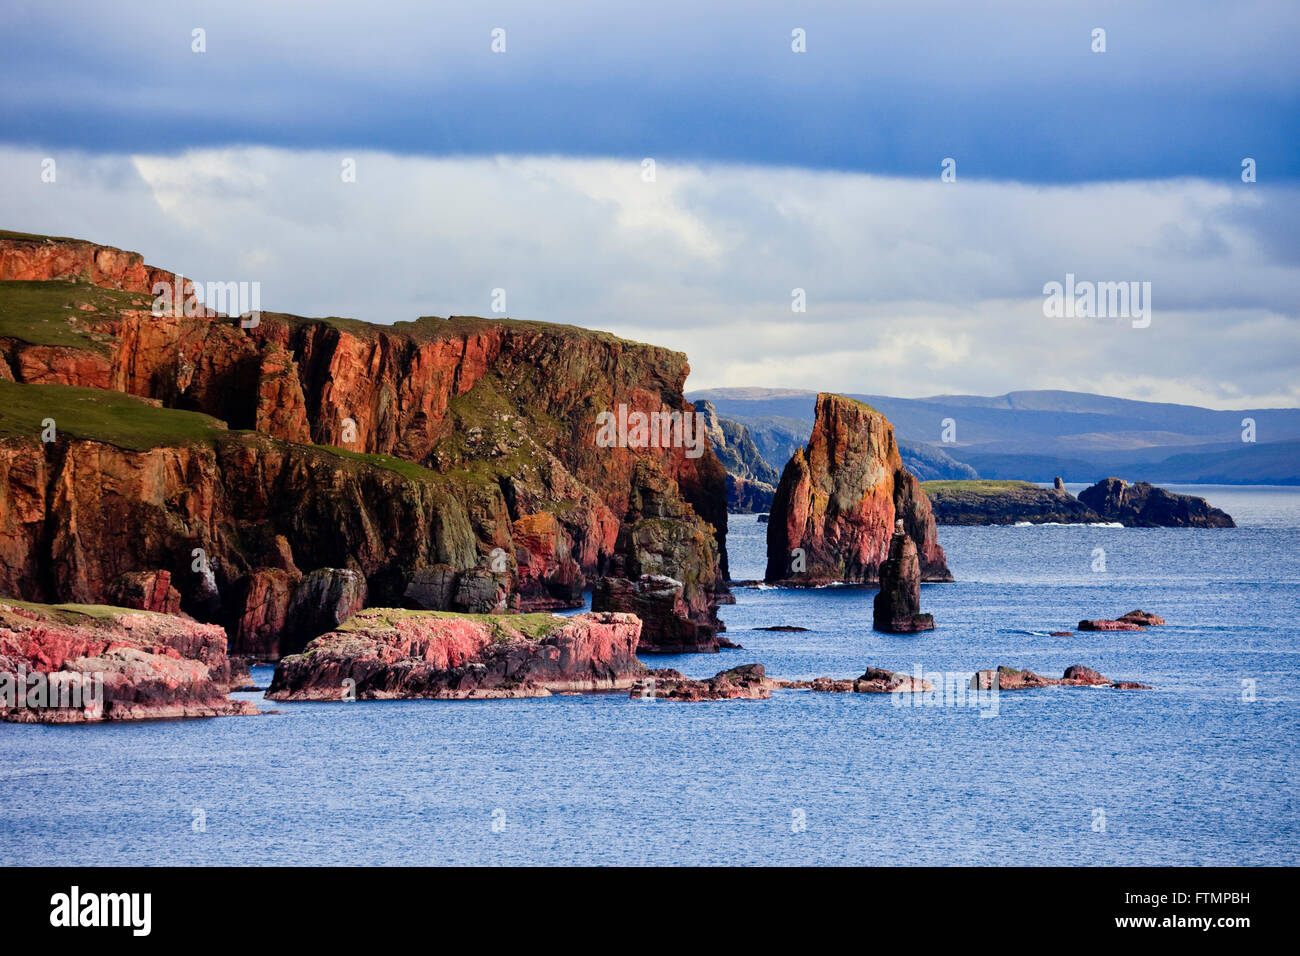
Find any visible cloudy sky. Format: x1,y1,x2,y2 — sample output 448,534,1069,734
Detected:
1,0,1297,408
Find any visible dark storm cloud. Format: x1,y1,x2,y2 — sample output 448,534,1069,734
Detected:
1,0,1296,182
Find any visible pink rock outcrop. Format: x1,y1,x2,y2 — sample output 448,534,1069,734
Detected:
266,609,644,700
0,600,256,722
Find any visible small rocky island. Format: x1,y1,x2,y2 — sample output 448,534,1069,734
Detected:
923,477,1234,527
267,609,645,700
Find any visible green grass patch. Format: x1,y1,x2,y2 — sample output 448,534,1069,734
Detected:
0,229,94,244
0,598,156,628
316,444,448,483
0,279,148,353
337,607,565,643
0,380,228,449
823,393,880,415
922,480,1041,496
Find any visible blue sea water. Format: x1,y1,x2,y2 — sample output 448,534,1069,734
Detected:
2,485,1297,866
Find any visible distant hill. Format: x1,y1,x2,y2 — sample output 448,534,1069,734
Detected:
687,388,1300,485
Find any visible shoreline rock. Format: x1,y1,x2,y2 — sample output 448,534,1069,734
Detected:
631,663,773,701
0,600,257,722
266,609,644,701
592,574,723,653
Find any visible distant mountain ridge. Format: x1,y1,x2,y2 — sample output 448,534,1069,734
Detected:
687,388,1300,485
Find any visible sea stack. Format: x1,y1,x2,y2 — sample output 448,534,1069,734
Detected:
765,393,950,585
873,520,935,633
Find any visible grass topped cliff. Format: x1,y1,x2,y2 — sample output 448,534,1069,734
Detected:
334,607,566,642
0,380,228,448
0,229,729,658
921,477,1235,527
268,309,651,353
0,598,154,627
0,279,146,353
0,228,91,243
922,479,1041,496
921,478,1100,525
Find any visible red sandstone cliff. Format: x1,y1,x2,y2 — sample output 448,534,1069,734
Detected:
0,232,729,655
764,393,951,585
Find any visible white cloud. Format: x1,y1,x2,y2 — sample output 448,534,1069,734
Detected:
1,146,1296,409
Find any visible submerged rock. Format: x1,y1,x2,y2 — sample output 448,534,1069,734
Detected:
777,667,934,693
873,521,935,633
1078,619,1144,631
970,664,1151,690
1078,609,1166,631
1118,609,1166,626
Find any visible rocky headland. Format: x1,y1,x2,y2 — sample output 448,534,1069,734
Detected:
0,599,256,721
1078,477,1235,527
923,477,1234,527
693,399,779,513
0,231,730,659
764,393,951,586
